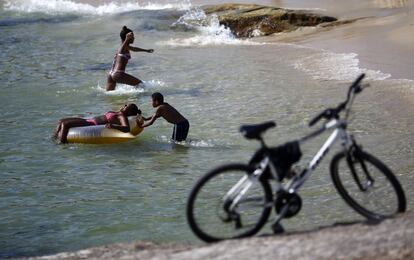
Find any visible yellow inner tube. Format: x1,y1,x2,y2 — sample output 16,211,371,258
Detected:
66,115,144,144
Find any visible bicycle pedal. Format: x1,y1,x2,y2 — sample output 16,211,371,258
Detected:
271,223,285,234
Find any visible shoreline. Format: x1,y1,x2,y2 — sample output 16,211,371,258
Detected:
267,1,414,80
192,0,414,80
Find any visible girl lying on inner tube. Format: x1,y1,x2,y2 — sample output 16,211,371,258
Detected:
53,103,141,144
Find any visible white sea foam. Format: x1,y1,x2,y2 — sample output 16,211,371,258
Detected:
95,83,145,95
4,0,191,15
157,135,216,148
160,8,264,47
293,51,391,81
94,79,165,95
142,79,166,89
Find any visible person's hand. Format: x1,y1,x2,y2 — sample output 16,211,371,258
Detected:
126,32,134,42
105,123,112,129
147,49,154,53
137,119,143,127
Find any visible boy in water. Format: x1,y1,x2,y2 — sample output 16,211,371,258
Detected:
142,92,190,142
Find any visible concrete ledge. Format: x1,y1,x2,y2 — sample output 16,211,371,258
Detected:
25,212,414,260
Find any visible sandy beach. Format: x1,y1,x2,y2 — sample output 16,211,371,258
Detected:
288,0,414,80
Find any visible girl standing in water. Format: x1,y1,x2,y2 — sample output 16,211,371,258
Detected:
106,26,154,91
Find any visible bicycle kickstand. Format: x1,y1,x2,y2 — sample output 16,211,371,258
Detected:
270,204,289,234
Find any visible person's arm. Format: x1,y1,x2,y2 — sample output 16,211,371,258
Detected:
129,46,154,53
141,114,158,128
105,115,130,132
118,32,134,54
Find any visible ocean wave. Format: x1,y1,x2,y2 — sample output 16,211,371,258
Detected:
160,35,264,47
0,15,79,27
293,51,391,81
160,7,264,47
3,0,191,15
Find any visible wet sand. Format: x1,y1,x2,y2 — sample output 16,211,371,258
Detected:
292,2,414,80
268,0,414,80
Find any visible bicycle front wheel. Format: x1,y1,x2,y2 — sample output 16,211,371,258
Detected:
186,164,272,242
330,150,406,219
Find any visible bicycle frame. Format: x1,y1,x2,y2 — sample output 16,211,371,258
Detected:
288,118,351,192
223,118,353,212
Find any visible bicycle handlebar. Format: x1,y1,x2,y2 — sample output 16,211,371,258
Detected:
308,74,366,127
348,73,365,94
308,109,335,127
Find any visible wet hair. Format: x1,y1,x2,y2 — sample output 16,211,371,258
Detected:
120,26,133,42
125,103,141,116
151,92,164,103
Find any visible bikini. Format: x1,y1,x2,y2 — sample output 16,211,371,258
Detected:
104,112,118,121
109,53,131,76
86,112,118,125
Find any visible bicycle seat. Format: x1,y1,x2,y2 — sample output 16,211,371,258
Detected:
239,121,276,140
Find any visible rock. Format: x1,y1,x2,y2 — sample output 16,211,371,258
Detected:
202,3,337,38
25,212,414,259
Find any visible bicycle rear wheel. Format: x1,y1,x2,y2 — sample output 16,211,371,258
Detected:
186,164,272,242
330,150,406,219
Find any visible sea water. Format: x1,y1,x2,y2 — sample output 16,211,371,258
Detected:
0,0,413,257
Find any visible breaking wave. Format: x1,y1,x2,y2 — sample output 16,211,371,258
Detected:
3,0,191,15
160,7,264,47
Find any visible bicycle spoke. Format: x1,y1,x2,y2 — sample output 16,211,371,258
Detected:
187,164,272,241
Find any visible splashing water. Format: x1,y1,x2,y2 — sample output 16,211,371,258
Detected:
156,135,217,148
142,79,167,89
94,83,144,95
93,80,166,95
160,7,264,47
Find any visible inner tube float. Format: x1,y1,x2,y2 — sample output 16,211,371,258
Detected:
66,115,144,144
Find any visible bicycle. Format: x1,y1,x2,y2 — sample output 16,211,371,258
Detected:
186,74,407,242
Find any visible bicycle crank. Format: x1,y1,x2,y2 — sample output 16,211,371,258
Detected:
275,192,302,218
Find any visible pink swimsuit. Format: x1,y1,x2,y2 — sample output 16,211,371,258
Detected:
104,112,118,121
109,53,131,76
86,112,118,125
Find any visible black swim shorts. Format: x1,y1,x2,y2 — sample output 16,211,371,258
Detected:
172,119,189,142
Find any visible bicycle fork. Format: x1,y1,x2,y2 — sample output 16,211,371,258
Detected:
346,143,375,191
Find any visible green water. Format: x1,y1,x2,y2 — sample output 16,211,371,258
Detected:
0,0,413,257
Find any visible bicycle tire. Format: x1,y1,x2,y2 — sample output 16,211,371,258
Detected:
330,150,406,219
186,164,272,242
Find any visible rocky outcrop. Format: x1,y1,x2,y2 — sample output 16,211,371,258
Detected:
26,212,414,259
202,4,337,38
